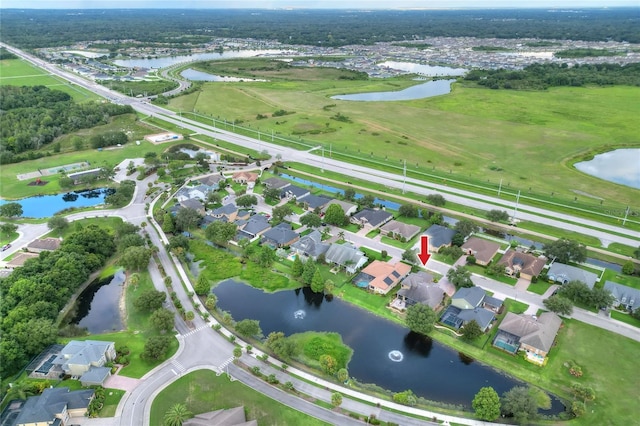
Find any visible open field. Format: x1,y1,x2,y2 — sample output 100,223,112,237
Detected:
0,58,99,101
170,59,639,216
434,318,640,426
149,369,329,426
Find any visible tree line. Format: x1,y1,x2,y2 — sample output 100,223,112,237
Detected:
464,62,640,90
0,225,115,378
1,8,638,49
0,85,133,163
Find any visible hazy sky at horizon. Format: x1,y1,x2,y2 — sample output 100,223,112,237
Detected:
1,1,638,9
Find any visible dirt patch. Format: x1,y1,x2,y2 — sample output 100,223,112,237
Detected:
27,179,48,186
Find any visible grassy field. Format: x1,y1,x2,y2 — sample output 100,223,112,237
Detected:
433,318,640,425
0,58,99,101
169,59,639,216
149,369,329,426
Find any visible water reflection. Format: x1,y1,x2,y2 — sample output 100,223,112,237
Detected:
575,148,640,189
403,331,433,358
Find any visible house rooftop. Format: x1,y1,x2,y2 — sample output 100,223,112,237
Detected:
27,237,62,252
452,286,486,308
261,223,298,246
548,262,599,289
12,387,94,425
263,177,291,189
497,249,547,277
352,209,393,228
212,203,238,216
461,237,501,264
361,261,412,292
498,312,562,353
380,220,421,241
603,281,640,311
290,230,330,258
424,224,457,249
302,194,333,210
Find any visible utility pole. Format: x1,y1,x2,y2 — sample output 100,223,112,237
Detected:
512,190,521,223
498,178,503,197
330,143,332,158
623,206,630,226
402,160,407,194
321,146,325,172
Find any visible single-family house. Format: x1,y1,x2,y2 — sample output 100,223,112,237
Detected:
187,184,215,201
27,238,62,253
236,215,271,240
322,199,357,217
394,271,444,310
548,262,599,289
211,203,238,222
184,406,257,426
179,199,205,215
325,243,367,274
5,252,39,269
263,177,291,190
350,209,393,230
52,340,116,386
198,174,224,187
290,230,330,261
603,281,640,311
440,287,498,332
423,224,457,253
281,184,310,200
301,194,333,212
174,187,192,203
498,249,547,281
494,312,562,364
461,237,501,266
231,171,258,187
380,220,421,242
355,261,412,295
261,223,299,248
10,387,95,426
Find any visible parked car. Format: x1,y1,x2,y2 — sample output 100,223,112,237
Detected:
1,244,11,251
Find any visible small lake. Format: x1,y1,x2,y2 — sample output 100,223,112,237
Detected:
114,49,292,69
0,188,112,218
378,61,468,77
278,173,400,210
213,279,563,413
332,79,455,102
574,148,640,189
180,68,267,82
68,271,125,334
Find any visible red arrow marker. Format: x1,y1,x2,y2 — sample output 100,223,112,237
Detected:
417,235,431,266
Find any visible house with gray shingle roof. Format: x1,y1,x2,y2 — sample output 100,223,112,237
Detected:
261,223,299,248
53,340,116,377
184,406,257,426
380,220,421,242
237,215,271,239
11,387,94,426
395,272,444,310
301,194,333,212
494,312,562,364
322,199,357,217
282,184,310,200
603,281,640,311
440,286,497,332
211,203,238,222
325,243,367,274
548,262,599,289
350,209,393,230
423,224,457,253
263,177,291,190
290,230,330,260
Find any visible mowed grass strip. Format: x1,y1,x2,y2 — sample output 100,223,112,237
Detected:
170,61,639,210
150,369,329,426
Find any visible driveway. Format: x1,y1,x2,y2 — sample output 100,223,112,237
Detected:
103,371,140,392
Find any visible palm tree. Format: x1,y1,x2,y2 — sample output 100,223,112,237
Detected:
337,231,345,241
128,273,140,289
164,403,192,426
5,381,35,401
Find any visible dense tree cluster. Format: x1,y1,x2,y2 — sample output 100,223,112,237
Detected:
0,86,132,162
465,63,640,90
0,225,115,377
1,9,637,49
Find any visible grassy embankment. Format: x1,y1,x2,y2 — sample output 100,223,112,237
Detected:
169,58,639,229
0,58,99,101
149,369,330,426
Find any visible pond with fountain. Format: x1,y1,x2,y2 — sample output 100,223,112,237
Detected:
213,278,564,412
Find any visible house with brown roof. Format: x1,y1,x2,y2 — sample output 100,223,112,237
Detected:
380,220,421,242
231,171,258,187
355,260,412,295
350,209,393,231
497,249,547,281
27,238,62,253
461,237,500,266
322,199,357,217
494,312,562,365
5,252,39,269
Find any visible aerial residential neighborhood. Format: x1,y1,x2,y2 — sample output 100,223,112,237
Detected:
0,4,639,426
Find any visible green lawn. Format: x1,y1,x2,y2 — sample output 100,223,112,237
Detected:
601,268,640,290
467,264,518,286
609,310,640,328
44,217,124,239
0,59,99,101
168,64,639,217
149,369,329,426
527,280,553,295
